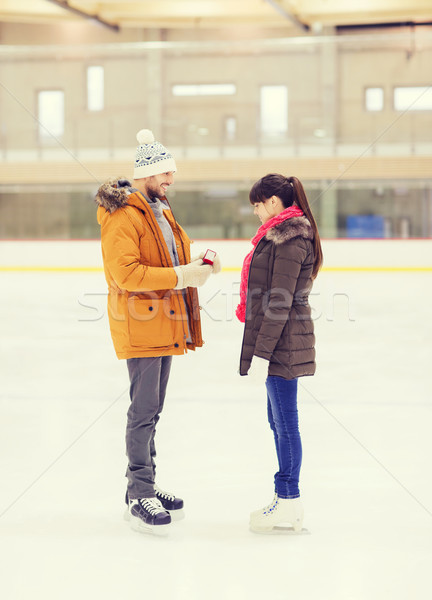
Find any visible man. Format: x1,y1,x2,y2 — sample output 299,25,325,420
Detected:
96,129,219,535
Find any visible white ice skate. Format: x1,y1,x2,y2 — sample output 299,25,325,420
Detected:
250,494,278,520
249,496,304,534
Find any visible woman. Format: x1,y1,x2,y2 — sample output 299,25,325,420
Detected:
237,173,323,533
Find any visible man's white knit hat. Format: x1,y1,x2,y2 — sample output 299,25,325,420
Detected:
134,129,176,179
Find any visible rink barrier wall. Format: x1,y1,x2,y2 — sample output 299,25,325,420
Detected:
1,266,432,273
0,239,431,272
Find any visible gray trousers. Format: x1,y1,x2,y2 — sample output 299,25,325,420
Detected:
126,356,173,499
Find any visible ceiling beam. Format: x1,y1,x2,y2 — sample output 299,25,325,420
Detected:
94,1,297,30
263,0,310,31
45,0,120,31
95,1,278,20
0,0,430,30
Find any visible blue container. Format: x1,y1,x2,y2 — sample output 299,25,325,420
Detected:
346,215,385,238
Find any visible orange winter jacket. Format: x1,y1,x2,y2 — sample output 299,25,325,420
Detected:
96,179,203,359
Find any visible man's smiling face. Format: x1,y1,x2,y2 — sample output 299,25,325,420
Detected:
145,172,175,200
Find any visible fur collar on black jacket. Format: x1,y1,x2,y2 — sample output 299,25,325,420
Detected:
266,216,313,245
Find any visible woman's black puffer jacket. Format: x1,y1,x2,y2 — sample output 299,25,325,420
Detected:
239,216,316,380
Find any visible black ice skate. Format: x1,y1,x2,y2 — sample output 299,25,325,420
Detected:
125,487,185,522
127,497,171,536
154,485,185,521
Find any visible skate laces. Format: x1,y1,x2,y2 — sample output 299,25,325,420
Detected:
263,495,278,515
155,486,175,502
138,498,166,515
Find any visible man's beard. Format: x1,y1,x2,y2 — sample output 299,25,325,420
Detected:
147,185,161,202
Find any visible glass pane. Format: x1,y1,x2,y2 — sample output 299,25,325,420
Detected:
172,84,236,96
260,85,288,134
225,116,237,140
87,66,104,111
365,87,384,111
394,87,432,111
38,90,64,139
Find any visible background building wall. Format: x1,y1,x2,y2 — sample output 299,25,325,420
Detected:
0,23,431,239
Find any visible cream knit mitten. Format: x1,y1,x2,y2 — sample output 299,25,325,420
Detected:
173,261,212,289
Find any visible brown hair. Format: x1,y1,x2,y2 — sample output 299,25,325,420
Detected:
249,173,323,278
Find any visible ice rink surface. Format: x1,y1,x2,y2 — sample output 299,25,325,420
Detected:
0,241,431,600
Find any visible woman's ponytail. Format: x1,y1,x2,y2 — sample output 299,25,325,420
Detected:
249,172,323,279
288,176,323,279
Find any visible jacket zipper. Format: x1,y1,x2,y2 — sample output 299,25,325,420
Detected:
135,197,189,347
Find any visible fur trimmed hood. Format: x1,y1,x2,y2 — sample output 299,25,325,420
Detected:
95,178,133,213
266,216,313,245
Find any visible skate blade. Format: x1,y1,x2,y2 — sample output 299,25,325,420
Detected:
169,508,185,522
129,516,170,537
250,525,310,535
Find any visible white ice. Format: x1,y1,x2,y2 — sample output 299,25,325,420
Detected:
0,241,431,600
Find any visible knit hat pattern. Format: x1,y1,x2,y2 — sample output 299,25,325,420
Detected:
134,129,177,179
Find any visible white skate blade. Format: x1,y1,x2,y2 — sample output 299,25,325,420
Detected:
250,524,310,535
129,515,170,537
169,508,185,522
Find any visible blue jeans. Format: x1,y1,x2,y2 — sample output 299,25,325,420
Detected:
265,376,302,499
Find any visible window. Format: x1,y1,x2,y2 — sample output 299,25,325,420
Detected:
172,84,236,96
37,90,64,140
260,85,288,135
224,116,237,141
394,86,432,111
365,87,384,111
87,66,104,111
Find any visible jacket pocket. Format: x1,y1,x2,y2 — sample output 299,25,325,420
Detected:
127,295,174,348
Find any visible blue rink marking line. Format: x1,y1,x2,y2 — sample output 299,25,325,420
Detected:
0,266,432,273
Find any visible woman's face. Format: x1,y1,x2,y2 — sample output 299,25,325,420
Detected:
253,197,278,224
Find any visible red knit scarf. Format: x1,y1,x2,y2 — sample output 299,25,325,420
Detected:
235,206,304,323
